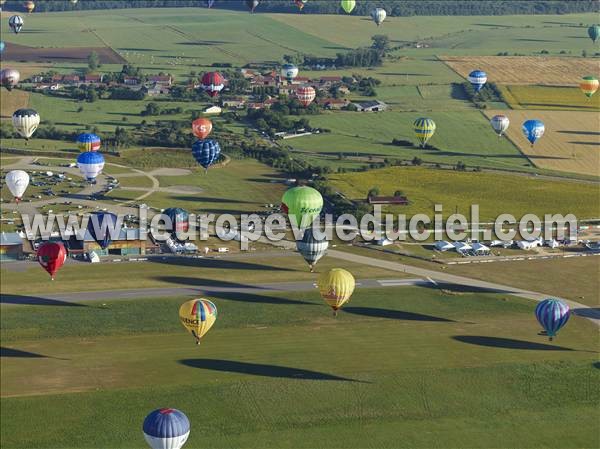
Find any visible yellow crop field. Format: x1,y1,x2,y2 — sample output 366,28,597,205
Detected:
442,56,599,85
500,85,600,111
484,109,600,177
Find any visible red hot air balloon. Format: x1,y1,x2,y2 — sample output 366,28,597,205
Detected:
296,86,316,107
192,118,213,139
36,242,67,280
201,72,225,97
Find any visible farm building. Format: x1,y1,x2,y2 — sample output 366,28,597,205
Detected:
148,75,173,86
353,100,388,112
0,232,24,261
204,106,222,114
65,229,159,257
318,98,350,110
368,195,409,205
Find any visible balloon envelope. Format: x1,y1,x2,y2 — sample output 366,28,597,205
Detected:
580,75,599,98
192,118,212,139
179,298,217,344
191,139,221,170
201,72,225,97
340,0,355,13
1,68,20,88
9,15,24,33
0,41,5,53
535,298,570,340
24,1,35,13
77,151,105,181
522,119,545,145
5,169,29,201
281,63,298,82
588,24,600,43
163,207,190,238
12,108,40,139
371,8,386,26
76,133,101,152
294,0,307,10
281,186,323,229
37,242,67,279
413,117,436,147
318,268,355,314
87,212,118,250
143,408,190,449
296,86,316,107
467,70,487,92
490,114,510,137
296,227,328,271
246,0,259,12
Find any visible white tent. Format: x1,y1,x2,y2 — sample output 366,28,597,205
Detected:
434,240,454,251
516,238,542,250
471,242,491,255
544,239,560,248
453,241,472,253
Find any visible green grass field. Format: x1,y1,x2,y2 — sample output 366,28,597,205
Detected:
2,285,598,448
327,165,600,220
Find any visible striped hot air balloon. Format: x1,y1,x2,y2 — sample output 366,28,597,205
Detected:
296,86,316,107
535,298,570,341
201,71,225,97
467,70,487,92
179,298,218,345
77,151,105,182
9,15,24,33
143,408,190,449
76,133,101,152
340,0,356,14
296,227,328,271
12,108,40,140
191,139,221,172
318,268,355,316
579,76,599,98
490,114,510,137
413,117,436,148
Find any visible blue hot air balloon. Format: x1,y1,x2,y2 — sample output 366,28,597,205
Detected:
535,298,570,341
87,212,118,250
163,207,190,240
76,133,101,152
467,70,487,92
0,41,5,54
522,119,545,146
77,151,105,182
143,408,190,449
191,139,221,172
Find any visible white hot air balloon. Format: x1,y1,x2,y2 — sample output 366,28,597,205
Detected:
5,170,30,202
1,68,21,89
77,151,105,183
490,114,510,137
12,108,40,139
371,8,387,26
9,15,24,34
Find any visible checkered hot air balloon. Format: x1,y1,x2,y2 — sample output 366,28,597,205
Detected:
535,298,570,341
296,86,316,107
467,70,487,93
179,298,218,345
191,139,221,172
296,227,328,271
201,72,225,97
143,408,190,449
413,117,436,148
579,76,599,98
76,133,101,152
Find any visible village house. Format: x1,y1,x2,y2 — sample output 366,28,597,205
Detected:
123,76,140,85
148,75,173,86
83,74,104,84
353,100,388,112
318,98,350,110
368,195,409,205
146,84,170,97
221,97,247,109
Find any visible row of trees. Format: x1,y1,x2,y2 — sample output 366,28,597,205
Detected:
15,0,598,16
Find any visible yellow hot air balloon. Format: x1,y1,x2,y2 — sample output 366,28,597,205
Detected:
24,1,35,13
179,298,217,345
317,268,355,316
580,76,599,98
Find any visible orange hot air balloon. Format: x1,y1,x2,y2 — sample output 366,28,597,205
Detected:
192,118,213,139
24,1,35,13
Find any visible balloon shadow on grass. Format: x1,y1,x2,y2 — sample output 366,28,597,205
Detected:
1,346,69,360
148,256,294,271
209,291,316,306
572,308,600,320
179,359,366,382
1,294,87,307
344,307,454,322
452,336,574,351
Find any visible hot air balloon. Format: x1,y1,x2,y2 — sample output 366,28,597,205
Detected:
24,1,35,13
294,0,307,10
70,0,79,4
281,186,323,229
246,0,259,13
192,139,221,172
76,133,101,152
579,75,599,98
467,70,487,93
192,118,212,139
1,68,20,89
163,207,190,239
296,86,316,107
371,8,386,26
0,41,5,54
297,227,328,272
522,119,545,146
77,151,105,183
588,24,600,43
9,15,24,33
37,242,67,280
281,63,298,83
535,298,570,341
490,114,510,137
12,109,40,140
179,298,217,345
5,170,29,202
413,117,436,148
340,0,355,13
87,212,118,250
201,71,225,97
205,0,215,7
318,268,355,316
143,408,190,449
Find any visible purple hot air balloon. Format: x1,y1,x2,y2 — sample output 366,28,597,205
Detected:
535,298,570,341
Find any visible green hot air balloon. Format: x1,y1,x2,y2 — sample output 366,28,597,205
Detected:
281,186,323,229
588,24,600,43
340,0,356,14
413,117,436,148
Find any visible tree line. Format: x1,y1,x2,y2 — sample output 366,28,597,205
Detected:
7,1,597,15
